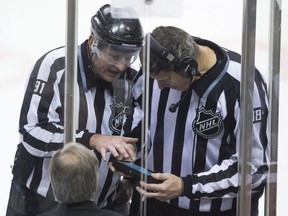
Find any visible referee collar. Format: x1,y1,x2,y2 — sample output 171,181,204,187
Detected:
79,40,113,93
192,37,229,99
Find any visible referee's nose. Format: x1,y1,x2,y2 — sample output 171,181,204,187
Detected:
114,61,129,72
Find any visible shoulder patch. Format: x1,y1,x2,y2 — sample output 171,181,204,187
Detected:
192,106,223,139
109,101,127,134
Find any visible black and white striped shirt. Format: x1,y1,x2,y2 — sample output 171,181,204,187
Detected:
134,37,270,214
12,40,141,208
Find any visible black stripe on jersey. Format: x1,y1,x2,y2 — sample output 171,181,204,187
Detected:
97,170,114,206
210,198,223,212
94,87,105,165
193,135,208,173
58,72,65,125
255,70,269,160
189,200,201,214
171,89,192,174
153,88,169,173
219,74,239,162
46,183,55,200
29,158,44,192
12,143,38,183
170,88,192,207
122,100,136,136
94,88,105,134
78,83,88,129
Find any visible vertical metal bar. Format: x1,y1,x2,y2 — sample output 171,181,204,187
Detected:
139,40,149,216
265,1,281,216
64,0,78,144
237,0,257,215
140,24,151,216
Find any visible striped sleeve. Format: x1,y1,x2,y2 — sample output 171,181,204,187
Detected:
19,47,67,157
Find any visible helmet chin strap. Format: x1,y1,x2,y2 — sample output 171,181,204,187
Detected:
86,42,94,69
88,53,93,69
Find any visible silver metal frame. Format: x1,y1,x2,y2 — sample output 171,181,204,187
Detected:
237,0,257,215
139,35,151,216
64,0,78,144
265,1,282,216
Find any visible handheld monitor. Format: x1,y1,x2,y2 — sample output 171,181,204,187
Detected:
112,159,160,183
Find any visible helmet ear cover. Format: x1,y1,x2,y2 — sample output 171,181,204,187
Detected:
174,56,199,77
148,33,200,77
91,4,144,48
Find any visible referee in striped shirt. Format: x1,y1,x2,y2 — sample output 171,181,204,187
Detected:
134,26,270,216
6,4,144,216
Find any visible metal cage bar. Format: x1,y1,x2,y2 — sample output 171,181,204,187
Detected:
64,0,78,144
265,1,282,216
237,0,257,215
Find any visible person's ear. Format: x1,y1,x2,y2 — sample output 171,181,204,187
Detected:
88,34,95,47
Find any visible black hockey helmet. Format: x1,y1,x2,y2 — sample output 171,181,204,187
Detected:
91,4,144,51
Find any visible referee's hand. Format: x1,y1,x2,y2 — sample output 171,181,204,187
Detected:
136,173,183,202
89,134,138,161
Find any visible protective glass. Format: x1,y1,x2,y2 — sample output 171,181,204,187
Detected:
92,40,141,66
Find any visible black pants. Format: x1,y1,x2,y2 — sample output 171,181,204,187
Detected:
142,198,259,216
6,179,58,216
145,199,191,216
146,199,218,216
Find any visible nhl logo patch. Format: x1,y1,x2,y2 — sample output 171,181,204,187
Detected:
109,101,127,134
192,106,223,139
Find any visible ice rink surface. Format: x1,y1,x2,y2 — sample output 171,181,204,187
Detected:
0,0,287,215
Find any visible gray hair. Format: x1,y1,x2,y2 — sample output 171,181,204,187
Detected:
50,142,99,203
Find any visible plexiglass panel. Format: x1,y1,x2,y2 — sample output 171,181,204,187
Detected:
1,1,287,216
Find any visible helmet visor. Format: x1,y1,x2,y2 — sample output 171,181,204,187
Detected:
92,40,141,66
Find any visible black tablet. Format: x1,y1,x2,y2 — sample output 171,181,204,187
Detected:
112,159,160,183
